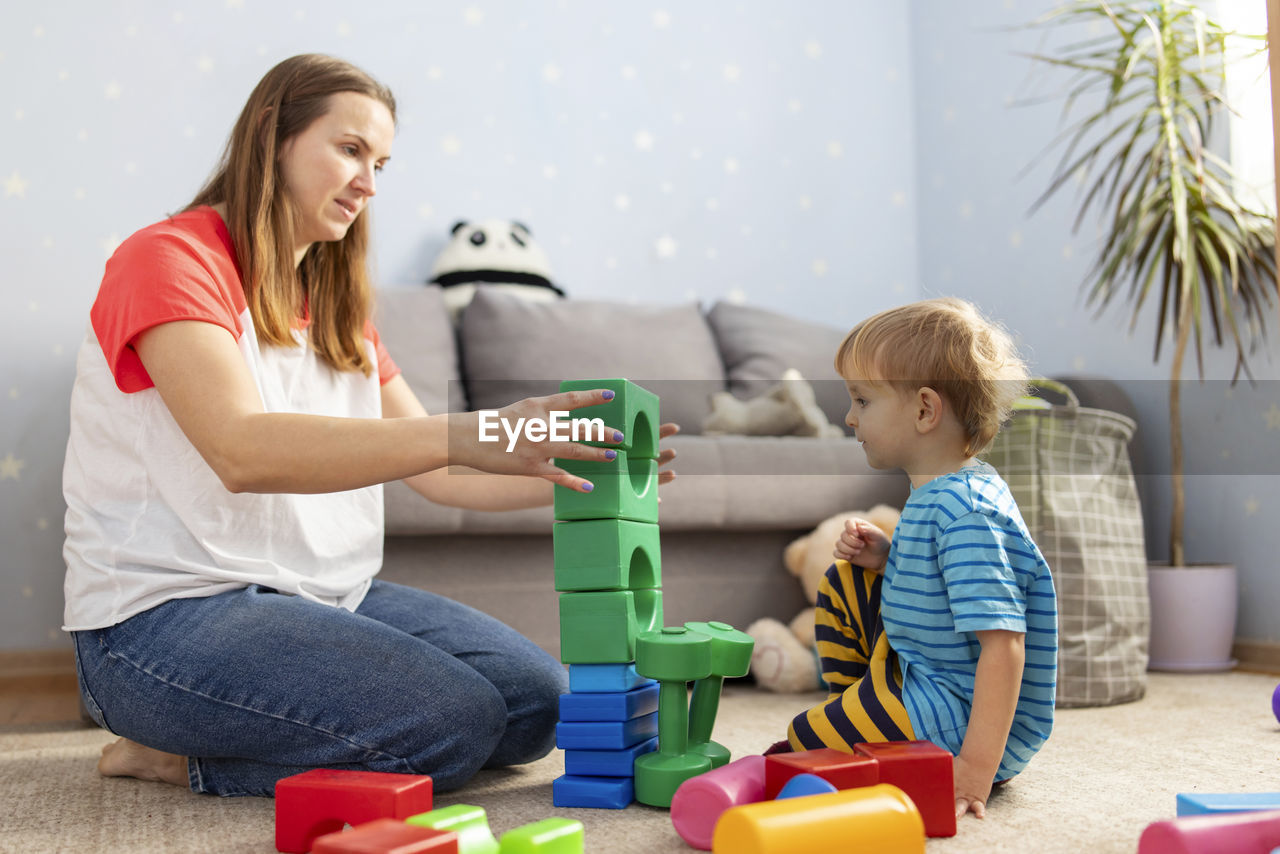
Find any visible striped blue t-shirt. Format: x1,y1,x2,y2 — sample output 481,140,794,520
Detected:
881,461,1057,780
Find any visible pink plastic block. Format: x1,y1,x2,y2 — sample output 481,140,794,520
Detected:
1138,809,1280,853
854,741,955,838
275,769,435,854
311,818,459,853
763,748,879,800
671,755,767,850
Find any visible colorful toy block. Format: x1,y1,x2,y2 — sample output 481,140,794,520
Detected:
558,378,659,459
1138,808,1280,853
558,682,660,721
568,663,654,694
1177,793,1280,816
406,804,499,854
310,818,459,854
558,589,663,664
552,774,635,809
776,773,839,800
711,783,926,854
670,754,767,851
854,741,956,838
634,626,715,807
564,736,659,777
552,519,661,592
496,817,585,854
763,748,879,800
274,769,435,854
684,621,754,768
553,451,658,523
555,712,659,750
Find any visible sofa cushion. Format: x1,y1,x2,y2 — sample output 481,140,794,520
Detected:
374,286,467,414
383,434,910,536
459,289,726,433
706,301,853,435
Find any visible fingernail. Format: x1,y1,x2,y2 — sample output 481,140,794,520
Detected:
605,450,617,460
602,390,615,400
582,482,594,492
613,430,624,442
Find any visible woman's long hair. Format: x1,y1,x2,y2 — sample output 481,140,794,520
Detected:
189,54,396,376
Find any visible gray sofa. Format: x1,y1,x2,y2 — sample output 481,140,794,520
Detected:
373,287,911,657
372,287,1142,660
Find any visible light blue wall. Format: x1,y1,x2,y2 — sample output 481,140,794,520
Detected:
2,1,1278,651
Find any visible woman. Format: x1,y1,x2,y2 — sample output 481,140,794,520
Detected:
63,54,676,797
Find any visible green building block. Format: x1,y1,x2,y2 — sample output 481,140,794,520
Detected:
684,621,755,768
497,817,584,854
558,590,664,664
406,804,499,854
553,450,657,523
553,519,660,592
633,627,714,808
558,378,659,459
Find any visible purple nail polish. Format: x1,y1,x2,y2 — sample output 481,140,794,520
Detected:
602,390,615,400
582,482,594,492
613,430,624,442
605,449,618,460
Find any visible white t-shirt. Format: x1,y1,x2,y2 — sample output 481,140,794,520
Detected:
62,207,400,631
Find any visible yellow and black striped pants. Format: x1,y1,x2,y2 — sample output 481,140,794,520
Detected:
787,560,916,750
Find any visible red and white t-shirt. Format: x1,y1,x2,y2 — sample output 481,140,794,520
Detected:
63,206,401,630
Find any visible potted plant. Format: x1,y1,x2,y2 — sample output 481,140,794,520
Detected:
1025,1,1277,670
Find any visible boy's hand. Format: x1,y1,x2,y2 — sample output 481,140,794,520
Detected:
833,518,891,573
953,755,993,820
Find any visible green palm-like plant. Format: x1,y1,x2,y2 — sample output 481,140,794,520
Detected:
1026,0,1277,567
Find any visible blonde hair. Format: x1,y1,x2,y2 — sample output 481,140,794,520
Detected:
188,54,397,376
834,297,1029,455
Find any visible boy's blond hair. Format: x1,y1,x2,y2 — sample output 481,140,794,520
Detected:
835,297,1029,456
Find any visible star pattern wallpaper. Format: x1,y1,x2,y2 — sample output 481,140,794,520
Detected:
1,0,1278,650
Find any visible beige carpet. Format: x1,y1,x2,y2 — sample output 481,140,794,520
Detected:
2,672,1278,853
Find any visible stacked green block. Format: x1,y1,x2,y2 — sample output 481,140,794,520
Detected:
554,379,662,665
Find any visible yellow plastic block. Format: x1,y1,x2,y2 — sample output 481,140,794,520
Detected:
711,783,925,854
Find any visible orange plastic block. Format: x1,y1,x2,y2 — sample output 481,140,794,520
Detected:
311,818,459,853
854,741,955,838
275,769,435,854
763,748,879,800
711,783,924,853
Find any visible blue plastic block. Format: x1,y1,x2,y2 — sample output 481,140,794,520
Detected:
776,773,839,800
1176,792,1280,816
555,712,658,750
558,683,660,722
564,736,659,777
568,663,656,694
552,774,634,809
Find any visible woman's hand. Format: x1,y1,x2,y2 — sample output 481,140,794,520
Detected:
833,518,891,573
656,422,679,487
448,388,624,492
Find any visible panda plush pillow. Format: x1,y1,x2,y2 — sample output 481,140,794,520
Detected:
428,219,566,320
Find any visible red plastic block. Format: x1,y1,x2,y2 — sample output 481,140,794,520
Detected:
312,818,459,853
1138,809,1280,853
763,748,879,800
854,741,955,838
275,769,435,854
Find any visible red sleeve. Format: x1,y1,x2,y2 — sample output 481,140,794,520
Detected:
90,214,246,393
364,320,401,386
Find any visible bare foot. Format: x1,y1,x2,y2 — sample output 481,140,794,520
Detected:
98,737,188,787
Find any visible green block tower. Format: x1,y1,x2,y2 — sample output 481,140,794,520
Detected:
553,379,663,810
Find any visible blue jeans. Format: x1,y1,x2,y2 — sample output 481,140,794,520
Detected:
72,581,568,797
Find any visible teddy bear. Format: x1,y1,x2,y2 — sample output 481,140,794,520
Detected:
746,503,902,692
428,219,566,321
702,369,845,438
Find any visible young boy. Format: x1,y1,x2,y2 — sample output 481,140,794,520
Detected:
788,297,1057,821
